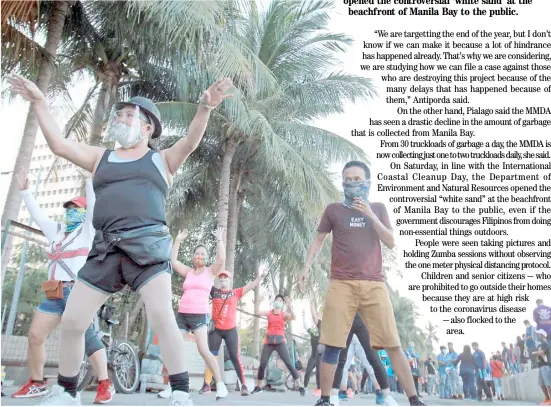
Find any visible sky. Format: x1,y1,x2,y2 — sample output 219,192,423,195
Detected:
2,0,549,356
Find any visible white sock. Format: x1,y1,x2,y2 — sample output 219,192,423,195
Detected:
382,388,390,396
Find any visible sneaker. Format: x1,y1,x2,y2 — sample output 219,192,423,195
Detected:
39,385,81,406
251,386,262,394
338,390,348,400
94,379,115,404
198,383,211,395
346,388,354,398
299,387,306,396
315,398,334,406
241,385,249,396
170,390,193,406
542,399,551,406
376,390,385,405
384,395,399,406
158,385,172,399
313,388,321,397
11,379,48,398
330,394,340,406
215,382,228,400
409,398,426,406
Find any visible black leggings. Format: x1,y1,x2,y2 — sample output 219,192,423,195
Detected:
304,346,321,388
332,316,389,390
208,327,246,385
476,371,492,400
413,374,420,395
257,343,300,381
361,368,368,391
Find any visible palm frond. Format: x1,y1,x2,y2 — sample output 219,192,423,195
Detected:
63,83,98,142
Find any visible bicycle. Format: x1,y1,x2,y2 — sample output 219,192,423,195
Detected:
77,304,140,394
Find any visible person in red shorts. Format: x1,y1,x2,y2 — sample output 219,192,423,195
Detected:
200,268,268,396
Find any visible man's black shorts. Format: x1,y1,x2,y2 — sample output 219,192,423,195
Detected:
176,313,209,333
78,243,172,294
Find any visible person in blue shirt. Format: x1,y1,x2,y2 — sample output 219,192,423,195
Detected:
405,342,421,397
444,342,459,399
379,351,396,392
472,342,493,401
436,346,449,398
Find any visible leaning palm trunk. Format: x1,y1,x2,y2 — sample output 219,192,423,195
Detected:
225,170,242,273
88,82,108,146
89,68,120,146
216,138,238,242
1,1,70,282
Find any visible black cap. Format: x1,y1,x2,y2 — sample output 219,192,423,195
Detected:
115,97,162,138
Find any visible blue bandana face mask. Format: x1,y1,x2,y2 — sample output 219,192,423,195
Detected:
65,208,86,233
342,180,371,208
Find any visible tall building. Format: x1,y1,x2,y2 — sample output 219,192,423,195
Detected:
18,135,82,225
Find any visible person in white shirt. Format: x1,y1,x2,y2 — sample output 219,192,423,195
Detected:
10,174,114,404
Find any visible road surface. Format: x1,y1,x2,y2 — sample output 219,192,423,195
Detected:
1,387,536,406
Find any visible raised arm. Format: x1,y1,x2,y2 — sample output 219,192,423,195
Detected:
211,227,226,276
255,310,270,317
242,266,268,296
172,230,193,277
352,200,395,249
161,79,233,175
7,75,105,173
17,174,59,242
285,297,296,321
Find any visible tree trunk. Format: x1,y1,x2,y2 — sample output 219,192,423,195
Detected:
89,64,121,147
1,1,70,283
225,170,242,273
278,270,285,294
285,278,293,336
252,275,261,359
88,81,108,146
216,138,238,242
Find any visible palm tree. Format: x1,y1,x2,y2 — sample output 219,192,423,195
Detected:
62,0,278,146
425,321,439,355
1,0,278,279
1,0,72,281
159,0,375,263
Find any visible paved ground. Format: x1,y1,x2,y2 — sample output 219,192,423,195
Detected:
1,388,537,406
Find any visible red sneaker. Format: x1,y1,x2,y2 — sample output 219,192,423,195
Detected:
199,383,211,394
313,388,321,397
94,379,115,404
11,379,48,398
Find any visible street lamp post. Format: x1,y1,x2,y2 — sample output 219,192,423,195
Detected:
6,167,43,335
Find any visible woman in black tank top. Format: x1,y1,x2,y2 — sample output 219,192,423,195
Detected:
7,73,233,406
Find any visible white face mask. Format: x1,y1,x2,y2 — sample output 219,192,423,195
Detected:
219,278,231,289
108,122,144,149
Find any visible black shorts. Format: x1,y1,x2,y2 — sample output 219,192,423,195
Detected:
78,244,172,294
176,313,208,332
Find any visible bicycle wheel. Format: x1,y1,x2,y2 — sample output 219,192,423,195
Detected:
110,340,140,394
285,373,295,390
77,355,94,392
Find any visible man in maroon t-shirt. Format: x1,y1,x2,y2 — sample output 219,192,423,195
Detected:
299,161,422,406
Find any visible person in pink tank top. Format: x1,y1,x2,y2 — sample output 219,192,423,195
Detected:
159,227,228,401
